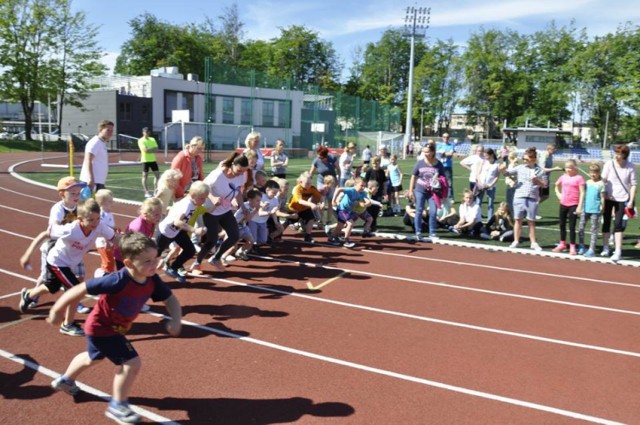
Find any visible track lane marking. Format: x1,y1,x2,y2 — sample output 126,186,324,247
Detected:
0,348,180,425
307,271,347,290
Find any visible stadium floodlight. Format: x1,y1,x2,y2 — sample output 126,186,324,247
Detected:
402,5,430,159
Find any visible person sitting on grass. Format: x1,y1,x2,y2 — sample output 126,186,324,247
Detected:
450,189,483,237
481,201,514,242
47,232,182,425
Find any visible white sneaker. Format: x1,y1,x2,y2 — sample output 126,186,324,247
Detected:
429,234,440,242
611,251,621,262
600,248,610,257
509,241,519,249
530,242,542,251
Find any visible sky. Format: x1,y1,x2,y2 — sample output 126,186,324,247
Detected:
74,0,638,81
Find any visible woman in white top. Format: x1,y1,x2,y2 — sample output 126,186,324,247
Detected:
601,144,636,262
193,152,249,272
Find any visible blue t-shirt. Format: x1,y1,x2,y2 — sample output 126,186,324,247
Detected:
337,187,367,211
387,163,402,187
584,180,605,214
436,142,455,168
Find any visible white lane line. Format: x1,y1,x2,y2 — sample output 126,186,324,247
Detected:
202,275,640,358
365,249,640,288
0,273,630,423
165,311,629,424
253,255,640,317
4,264,640,358
0,348,180,425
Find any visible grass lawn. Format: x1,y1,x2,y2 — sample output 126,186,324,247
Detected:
6,143,640,261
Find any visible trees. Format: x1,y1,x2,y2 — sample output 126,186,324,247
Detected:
268,25,342,90
0,0,105,139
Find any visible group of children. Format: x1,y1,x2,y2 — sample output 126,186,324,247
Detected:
18,175,179,423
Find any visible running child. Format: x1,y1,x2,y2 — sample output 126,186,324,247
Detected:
248,180,280,253
287,171,324,243
220,188,261,264
19,176,87,310
156,181,209,283
328,177,373,248
47,232,182,424
19,198,117,336
94,189,119,276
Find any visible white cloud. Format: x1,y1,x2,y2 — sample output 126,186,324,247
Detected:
101,51,119,75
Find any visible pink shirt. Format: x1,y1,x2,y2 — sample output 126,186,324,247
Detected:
557,174,585,206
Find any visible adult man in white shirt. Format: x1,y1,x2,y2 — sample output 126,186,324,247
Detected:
80,120,114,191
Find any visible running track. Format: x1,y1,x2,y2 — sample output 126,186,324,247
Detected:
1,153,639,424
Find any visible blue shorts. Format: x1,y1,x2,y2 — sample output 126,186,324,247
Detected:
513,197,539,221
87,334,139,365
337,209,359,224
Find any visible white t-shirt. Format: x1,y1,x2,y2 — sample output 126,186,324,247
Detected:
80,135,109,185
95,210,116,249
158,196,197,239
477,161,500,187
252,194,279,224
461,154,483,183
339,152,353,179
459,202,481,224
203,167,247,216
48,221,115,268
48,201,77,225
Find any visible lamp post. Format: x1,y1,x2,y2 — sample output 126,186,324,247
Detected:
420,106,425,141
402,5,430,160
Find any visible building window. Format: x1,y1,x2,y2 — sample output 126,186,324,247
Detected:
141,104,150,122
241,98,252,125
181,93,195,122
119,102,131,121
164,91,178,123
262,100,274,127
278,101,290,128
223,97,234,124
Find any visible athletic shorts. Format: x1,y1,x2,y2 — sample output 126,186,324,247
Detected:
143,161,159,172
337,209,359,224
87,334,139,365
513,197,539,221
44,264,80,294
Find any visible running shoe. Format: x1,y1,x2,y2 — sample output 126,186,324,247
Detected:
19,288,32,313
105,401,141,424
59,322,85,337
208,258,225,272
76,303,91,314
342,240,355,248
530,242,543,252
164,267,186,283
51,376,80,396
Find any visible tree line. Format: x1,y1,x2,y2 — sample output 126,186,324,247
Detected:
1,0,638,145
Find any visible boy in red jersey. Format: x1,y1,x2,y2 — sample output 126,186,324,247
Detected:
47,232,182,424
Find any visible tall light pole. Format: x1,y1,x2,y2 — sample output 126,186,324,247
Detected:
402,5,430,159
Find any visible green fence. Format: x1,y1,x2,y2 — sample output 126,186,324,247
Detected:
204,59,401,150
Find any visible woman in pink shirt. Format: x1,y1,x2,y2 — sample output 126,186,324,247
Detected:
552,159,585,255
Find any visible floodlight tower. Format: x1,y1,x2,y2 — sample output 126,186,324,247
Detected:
402,5,430,159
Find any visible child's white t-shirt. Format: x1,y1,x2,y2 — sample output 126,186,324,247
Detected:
252,195,279,224
459,202,481,224
96,210,116,249
48,221,115,268
158,196,197,239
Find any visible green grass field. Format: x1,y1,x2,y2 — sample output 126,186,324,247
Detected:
7,144,640,260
